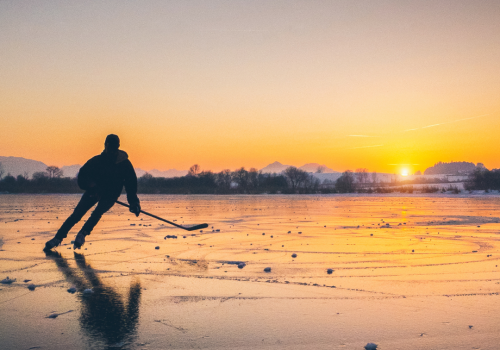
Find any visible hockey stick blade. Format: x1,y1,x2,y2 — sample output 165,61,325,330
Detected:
186,223,209,231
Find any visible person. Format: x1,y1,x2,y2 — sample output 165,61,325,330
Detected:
44,134,141,251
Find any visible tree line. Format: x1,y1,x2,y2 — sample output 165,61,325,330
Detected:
0,163,323,194
424,161,482,175
1,162,498,194
0,172,81,194
0,165,369,194
464,168,500,191
137,165,321,194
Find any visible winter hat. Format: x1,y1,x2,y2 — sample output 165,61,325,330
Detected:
105,134,120,150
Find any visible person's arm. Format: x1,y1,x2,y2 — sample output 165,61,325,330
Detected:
77,157,98,192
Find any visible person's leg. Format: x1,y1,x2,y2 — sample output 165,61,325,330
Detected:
55,192,98,240
73,197,116,249
80,196,116,235
45,192,98,251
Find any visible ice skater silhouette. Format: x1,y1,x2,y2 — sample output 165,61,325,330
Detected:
44,134,140,251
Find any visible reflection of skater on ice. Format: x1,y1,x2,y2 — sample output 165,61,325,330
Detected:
45,250,141,347
44,134,141,251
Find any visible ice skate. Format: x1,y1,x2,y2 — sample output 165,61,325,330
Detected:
43,237,61,251
73,230,88,250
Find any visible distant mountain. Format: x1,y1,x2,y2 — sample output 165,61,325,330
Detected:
424,161,480,175
0,156,48,178
61,164,81,178
311,173,343,182
260,161,291,174
299,163,338,173
260,161,338,174
150,169,188,177
136,168,188,178
0,156,81,179
0,156,188,179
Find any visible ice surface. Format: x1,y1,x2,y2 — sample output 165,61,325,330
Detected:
0,193,500,349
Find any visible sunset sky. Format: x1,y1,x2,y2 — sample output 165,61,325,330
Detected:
1,1,499,174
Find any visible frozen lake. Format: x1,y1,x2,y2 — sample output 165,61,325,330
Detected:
1,194,499,349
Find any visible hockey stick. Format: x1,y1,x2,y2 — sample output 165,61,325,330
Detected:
116,200,208,231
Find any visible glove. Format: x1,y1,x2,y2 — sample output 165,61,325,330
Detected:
129,203,141,217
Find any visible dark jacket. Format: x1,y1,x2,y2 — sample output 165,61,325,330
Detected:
77,150,139,205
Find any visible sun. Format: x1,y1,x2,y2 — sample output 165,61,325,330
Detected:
401,169,409,177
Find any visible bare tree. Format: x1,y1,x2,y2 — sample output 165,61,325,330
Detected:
46,166,63,178
303,173,320,191
216,169,232,191
232,167,249,192
355,168,369,184
32,171,48,180
362,171,369,183
0,162,4,179
335,170,356,193
283,166,309,191
188,164,201,176
371,171,378,184
248,168,259,189
140,173,154,180
316,165,326,173
322,179,335,189
198,170,216,185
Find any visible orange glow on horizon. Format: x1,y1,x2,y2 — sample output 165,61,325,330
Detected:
1,2,499,173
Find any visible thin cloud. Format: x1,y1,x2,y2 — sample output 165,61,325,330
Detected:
404,114,490,132
348,144,384,150
348,135,380,137
388,163,420,165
